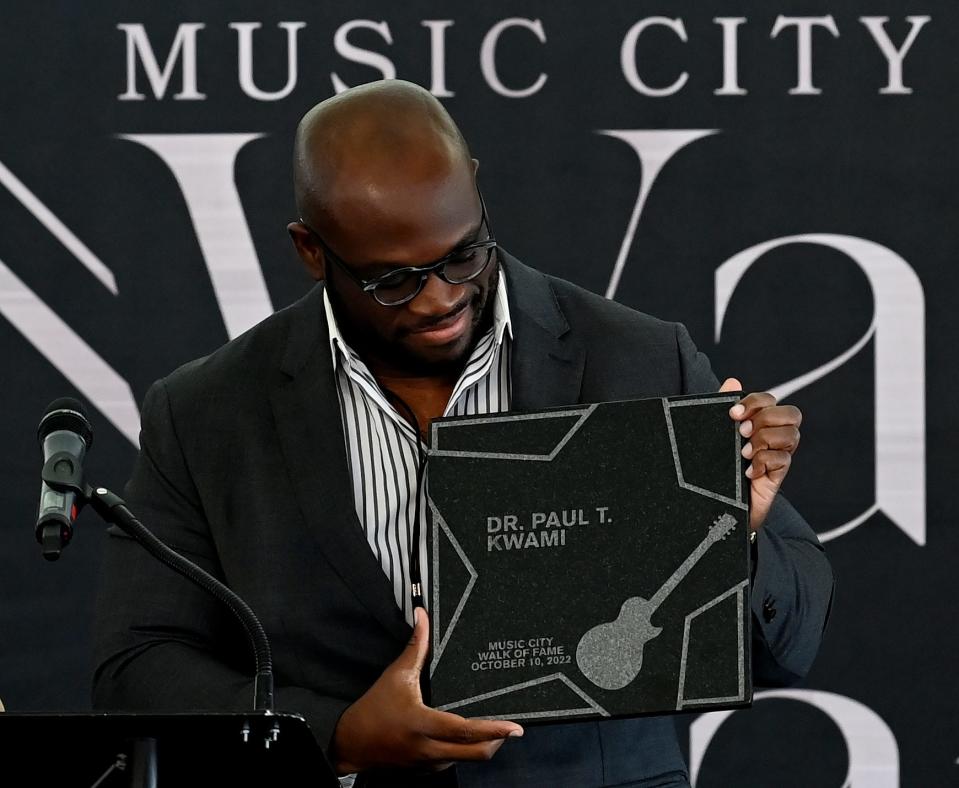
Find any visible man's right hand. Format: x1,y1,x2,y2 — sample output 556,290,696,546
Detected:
331,607,524,774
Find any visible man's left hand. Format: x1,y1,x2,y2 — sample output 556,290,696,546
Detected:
719,378,802,532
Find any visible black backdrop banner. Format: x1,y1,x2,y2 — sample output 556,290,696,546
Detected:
1,3,953,785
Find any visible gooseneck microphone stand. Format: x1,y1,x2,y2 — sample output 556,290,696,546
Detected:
87,486,277,716
41,462,276,718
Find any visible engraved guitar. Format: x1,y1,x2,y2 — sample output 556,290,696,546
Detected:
575,513,738,690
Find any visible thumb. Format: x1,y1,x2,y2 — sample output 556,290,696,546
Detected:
397,607,431,675
719,377,742,393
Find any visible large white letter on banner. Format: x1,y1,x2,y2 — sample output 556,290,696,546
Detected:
621,17,689,97
715,234,925,544
770,16,840,95
689,690,899,786
0,160,138,443
118,134,274,340
117,23,206,101
859,16,931,95
231,22,306,101
597,129,717,299
480,18,548,98
331,20,396,94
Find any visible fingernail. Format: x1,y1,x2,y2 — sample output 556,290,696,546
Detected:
414,608,420,626
745,464,754,478
741,443,753,458
730,404,745,418
739,420,752,437
508,728,524,738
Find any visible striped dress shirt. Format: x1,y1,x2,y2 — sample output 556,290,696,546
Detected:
324,273,513,625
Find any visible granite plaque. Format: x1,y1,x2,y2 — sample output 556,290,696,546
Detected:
427,392,752,723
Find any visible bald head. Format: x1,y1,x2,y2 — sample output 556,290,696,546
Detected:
293,80,472,229
287,81,497,375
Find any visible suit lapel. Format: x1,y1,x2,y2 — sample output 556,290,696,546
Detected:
502,254,586,411
269,285,410,642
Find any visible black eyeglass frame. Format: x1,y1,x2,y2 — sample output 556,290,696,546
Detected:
299,187,498,307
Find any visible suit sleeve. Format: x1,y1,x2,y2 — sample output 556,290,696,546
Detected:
675,323,836,685
91,379,350,766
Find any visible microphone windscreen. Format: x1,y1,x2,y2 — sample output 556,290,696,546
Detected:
38,397,94,447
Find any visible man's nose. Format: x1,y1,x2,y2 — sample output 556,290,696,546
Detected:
406,270,463,316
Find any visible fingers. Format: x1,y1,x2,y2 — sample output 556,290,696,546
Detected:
729,393,801,452
726,392,802,488
741,406,802,435
333,610,523,773
421,708,523,743
738,404,802,480
719,377,742,393
416,710,522,763
421,738,509,763
745,449,792,481
729,391,772,421
730,392,803,424
741,425,801,459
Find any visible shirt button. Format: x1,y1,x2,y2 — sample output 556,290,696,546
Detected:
762,597,777,623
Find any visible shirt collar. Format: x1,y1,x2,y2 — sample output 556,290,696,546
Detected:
323,285,349,371
323,266,513,372
492,265,513,345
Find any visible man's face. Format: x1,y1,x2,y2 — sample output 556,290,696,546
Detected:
305,164,499,376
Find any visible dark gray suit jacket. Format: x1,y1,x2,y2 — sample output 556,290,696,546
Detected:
92,254,834,787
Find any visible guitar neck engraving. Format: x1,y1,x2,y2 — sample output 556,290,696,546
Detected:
648,513,737,611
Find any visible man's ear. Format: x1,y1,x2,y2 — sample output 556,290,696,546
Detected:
287,221,326,281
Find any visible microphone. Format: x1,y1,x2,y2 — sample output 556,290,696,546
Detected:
36,397,93,560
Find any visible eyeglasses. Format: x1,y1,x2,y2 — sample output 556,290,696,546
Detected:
299,188,497,307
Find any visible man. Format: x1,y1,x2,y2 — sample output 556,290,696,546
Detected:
93,80,834,787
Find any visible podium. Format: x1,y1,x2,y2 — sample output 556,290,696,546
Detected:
0,711,338,786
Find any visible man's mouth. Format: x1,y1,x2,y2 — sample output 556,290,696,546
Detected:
407,302,473,345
